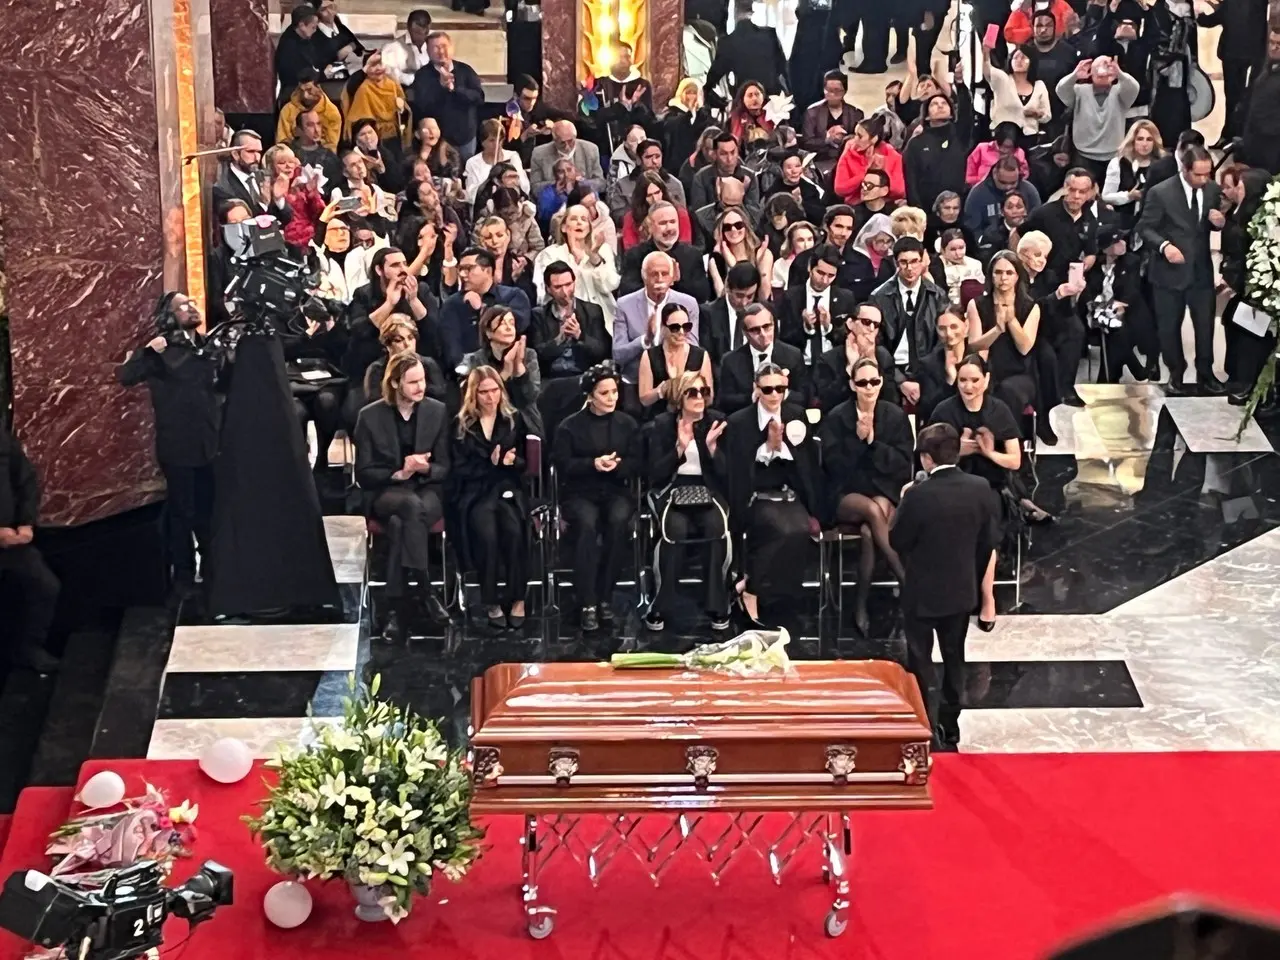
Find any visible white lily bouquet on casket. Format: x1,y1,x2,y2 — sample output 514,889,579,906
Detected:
610,628,794,676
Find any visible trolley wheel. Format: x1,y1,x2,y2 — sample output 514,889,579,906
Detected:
824,911,848,938
528,915,555,940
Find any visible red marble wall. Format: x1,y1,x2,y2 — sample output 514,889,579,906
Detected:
0,0,166,525
210,0,275,113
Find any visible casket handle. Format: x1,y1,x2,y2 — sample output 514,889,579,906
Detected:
471,746,503,787
548,747,580,787
686,745,718,791
899,742,931,786
825,745,858,785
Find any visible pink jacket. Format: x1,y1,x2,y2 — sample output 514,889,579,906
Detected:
965,142,1029,187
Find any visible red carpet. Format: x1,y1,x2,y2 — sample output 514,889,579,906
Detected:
1,754,1278,959
0,816,9,860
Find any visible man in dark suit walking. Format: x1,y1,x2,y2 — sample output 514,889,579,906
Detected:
1135,144,1227,394
717,304,809,414
889,423,998,751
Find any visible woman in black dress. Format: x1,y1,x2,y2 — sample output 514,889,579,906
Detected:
966,250,1040,425
551,363,640,632
818,356,913,635
916,306,969,427
450,366,531,631
928,354,1022,630
637,303,713,417
643,369,732,633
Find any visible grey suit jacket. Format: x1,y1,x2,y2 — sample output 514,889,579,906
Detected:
612,289,700,381
1136,175,1221,292
529,141,607,197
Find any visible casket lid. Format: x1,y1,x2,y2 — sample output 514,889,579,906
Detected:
471,660,929,741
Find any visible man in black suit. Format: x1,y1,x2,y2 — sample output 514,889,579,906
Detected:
890,423,997,750
1135,144,1227,394
529,260,612,438
344,247,440,383
869,237,947,384
717,304,808,414
781,244,857,366
701,262,762,366
211,131,295,223
0,426,60,674
618,201,712,302
117,293,221,592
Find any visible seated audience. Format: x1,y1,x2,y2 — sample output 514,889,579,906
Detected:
759,194,808,260
449,366,531,630
819,355,912,634
869,236,948,386
533,204,621,322
719,303,808,414
564,183,618,256
844,213,897,303
353,316,447,426
530,261,612,432
767,154,827,228
466,118,531,203
643,370,732,632
928,354,1022,630
662,79,713,181
504,75,574,168
725,80,775,147
965,122,1030,188
701,261,760,365
802,70,864,170
552,363,640,631
618,201,712,302
329,150,395,230
688,131,764,222
353,352,452,639
678,126,721,201
530,120,607,197
638,303,714,415
536,158,581,234
966,251,1041,422
289,109,342,188
414,116,464,192
925,191,975,255
814,304,899,411
931,228,985,303
782,244,857,364
708,206,774,299
916,307,969,423
976,191,1029,265
620,172,694,251
437,247,533,370
341,51,411,149
851,169,893,232
833,116,905,205
213,131,294,223
474,213,536,302
964,155,1042,236
724,363,821,626
395,215,458,300
607,139,687,220
263,144,326,249
399,177,464,238
487,187,544,261
345,246,438,380
613,251,701,382
772,220,817,299
277,67,341,150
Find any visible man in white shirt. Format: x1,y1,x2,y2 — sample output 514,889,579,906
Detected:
717,303,808,413
868,236,946,379
211,131,294,223
380,9,433,89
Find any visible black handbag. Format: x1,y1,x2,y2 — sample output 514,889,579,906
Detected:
668,484,714,508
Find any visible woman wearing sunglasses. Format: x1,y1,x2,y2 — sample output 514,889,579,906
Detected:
723,363,823,627
708,206,774,300
927,354,1022,631
637,303,713,416
643,370,732,633
818,357,913,636
813,304,900,412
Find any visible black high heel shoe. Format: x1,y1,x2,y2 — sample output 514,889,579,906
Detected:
734,588,768,629
976,616,996,633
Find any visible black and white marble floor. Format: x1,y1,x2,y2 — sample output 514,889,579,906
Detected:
67,391,1280,764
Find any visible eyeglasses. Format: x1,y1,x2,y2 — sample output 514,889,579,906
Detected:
666,321,694,334
745,322,774,335
757,384,788,395
852,377,883,388
722,222,746,232
856,316,882,328
897,256,924,267
684,386,712,399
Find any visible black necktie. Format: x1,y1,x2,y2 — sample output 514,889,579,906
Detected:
1189,188,1199,224
905,289,916,314
732,313,745,350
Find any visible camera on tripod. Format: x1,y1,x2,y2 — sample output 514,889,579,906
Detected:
0,860,233,960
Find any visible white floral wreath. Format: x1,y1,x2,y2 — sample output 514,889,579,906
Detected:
1239,179,1280,428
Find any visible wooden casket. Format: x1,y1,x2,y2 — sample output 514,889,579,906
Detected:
469,660,934,814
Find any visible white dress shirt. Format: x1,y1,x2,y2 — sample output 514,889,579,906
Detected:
755,404,794,464
380,37,430,88
751,342,775,370
678,436,703,475
894,278,922,366
1180,175,1201,223
801,282,832,362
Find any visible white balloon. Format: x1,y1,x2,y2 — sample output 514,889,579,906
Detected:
199,737,254,783
79,771,126,809
263,881,313,928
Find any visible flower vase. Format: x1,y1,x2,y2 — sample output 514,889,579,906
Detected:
348,881,391,922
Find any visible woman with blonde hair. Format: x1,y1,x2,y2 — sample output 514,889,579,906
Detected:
708,206,774,298
263,143,326,248
1102,120,1164,241
533,204,620,320
890,205,928,241
450,366,531,631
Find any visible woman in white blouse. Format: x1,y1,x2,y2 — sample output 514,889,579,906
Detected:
532,205,621,321
464,118,530,203
1102,119,1165,244
982,45,1051,140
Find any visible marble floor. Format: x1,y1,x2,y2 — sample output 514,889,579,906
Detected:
55,386,1271,770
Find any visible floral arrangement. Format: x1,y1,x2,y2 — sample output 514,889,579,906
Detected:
611,628,794,675
46,784,198,888
1240,180,1280,429
245,676,484,923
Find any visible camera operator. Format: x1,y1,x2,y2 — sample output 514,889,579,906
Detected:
206,199,254,328
0,425,60,674
117,292,221,592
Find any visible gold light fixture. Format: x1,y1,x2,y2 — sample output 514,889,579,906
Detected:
580,0,646,83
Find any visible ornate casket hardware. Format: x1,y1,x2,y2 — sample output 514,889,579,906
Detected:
472,746,503,786
898,742,931,786
547,748,580,786
685,745,718,790
825,745,858,785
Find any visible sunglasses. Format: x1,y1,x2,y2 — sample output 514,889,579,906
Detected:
853,377,883,388
745,322,774,335
723,222,746,232
666,321,694,334
684,386,712,399
757,384,788,395
856,316,882,328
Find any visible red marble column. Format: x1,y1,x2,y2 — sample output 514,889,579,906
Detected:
0,0,166,525
209,0,275,113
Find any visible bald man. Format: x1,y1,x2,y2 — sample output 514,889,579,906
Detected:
529,120,606,197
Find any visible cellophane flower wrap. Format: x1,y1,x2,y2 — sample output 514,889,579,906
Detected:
245,675,484,923
610,628,794,675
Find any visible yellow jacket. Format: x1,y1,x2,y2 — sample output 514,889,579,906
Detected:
276,92,342,151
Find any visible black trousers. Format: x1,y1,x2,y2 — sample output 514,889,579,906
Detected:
1221,59,1255,140
1097,323,1147,383
1224,301,1277,388
652,498,729,615
293,384,345,469
470,493,528,606
0,545,60,649
744,497,812,598
993,374,1036,418
562,491,634,608
1047,312,1087,399
902,609,970,738
160,462,215,580
1153,281,1216,382
371,485,443,598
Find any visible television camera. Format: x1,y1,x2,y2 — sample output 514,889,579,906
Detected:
0,860,233,960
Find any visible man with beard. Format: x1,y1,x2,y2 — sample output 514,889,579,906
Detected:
1027,8,1081,137
688,132,763,222
212,130,295,223
964,155,1042,235
276,67,342,150
618,201,712,302
288,109,343,188
607,138,686,220
593,41,654,154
